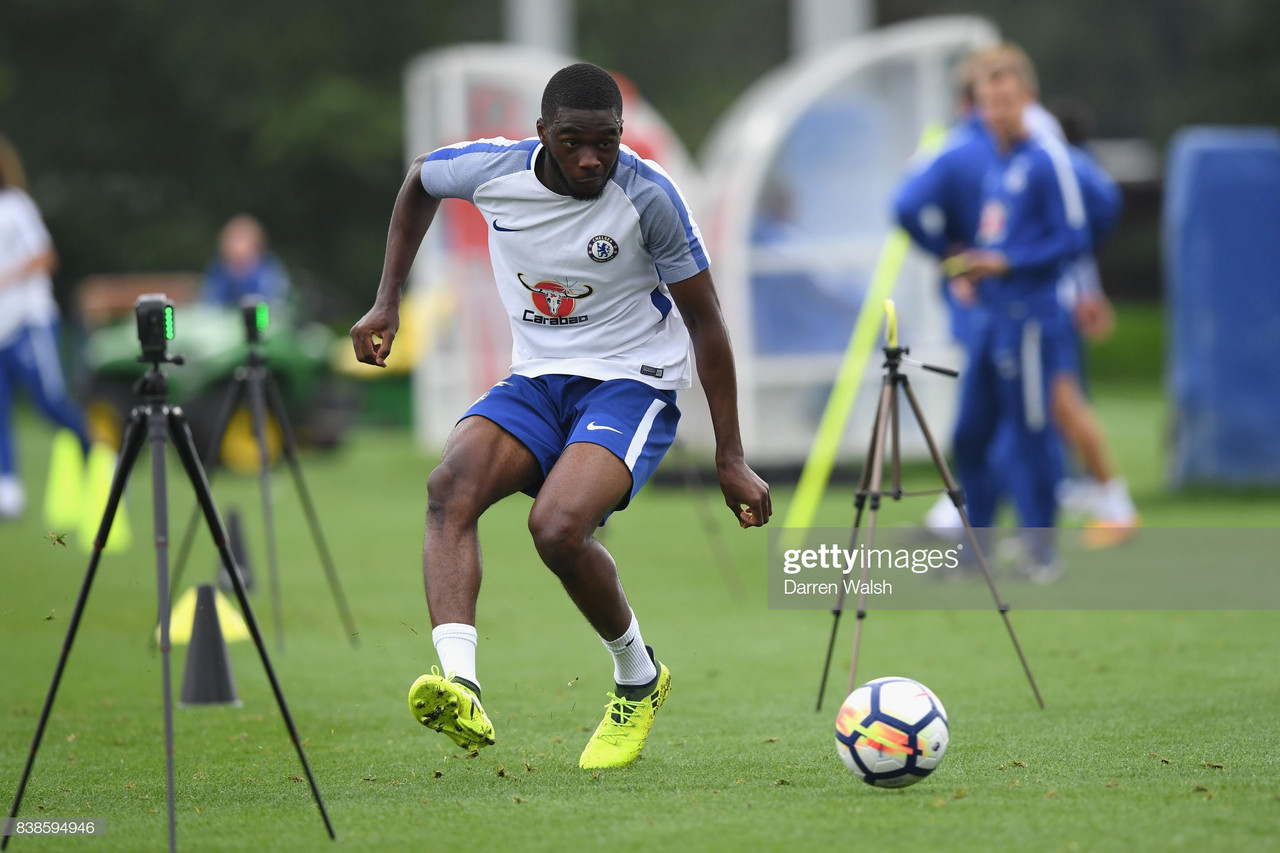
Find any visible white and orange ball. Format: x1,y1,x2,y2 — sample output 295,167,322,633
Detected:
835,676,949,788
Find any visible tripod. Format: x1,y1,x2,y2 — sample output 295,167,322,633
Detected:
170,302,357,651
814,301,1044,712
4,343,334,851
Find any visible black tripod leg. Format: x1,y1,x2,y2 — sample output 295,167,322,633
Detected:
165,408,336,840
144,406,179,853
245,370,284,652
3,409,147,850
816,373,889,712
816,499,866,711
171,378,246,599
847,376,895,696
900,376,1045,709
263,374,359,646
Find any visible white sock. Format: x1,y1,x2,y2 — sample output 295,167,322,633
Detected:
1101,477,1137,521
601,612,657,687
432,623,479,690
0,475,25,518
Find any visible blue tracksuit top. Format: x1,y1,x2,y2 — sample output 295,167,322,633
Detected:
893,113,993,259
974,135,1091,315
1071,145,1122,246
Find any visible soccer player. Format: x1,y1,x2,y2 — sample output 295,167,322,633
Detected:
895,49,1137,550
892,58,996,539
944,44,1091,581
0,134,91,519
350,63,771,768
1045,99,1139,534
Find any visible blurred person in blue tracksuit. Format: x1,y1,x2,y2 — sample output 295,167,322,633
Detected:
1043,98,1139,533
943,44,1091,582
894,53,1137,548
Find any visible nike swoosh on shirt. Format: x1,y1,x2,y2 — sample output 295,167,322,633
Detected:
492,220,522,232
585,421,623,434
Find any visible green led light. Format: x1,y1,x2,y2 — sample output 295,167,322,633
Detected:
163,305,175,340
256,302,269,332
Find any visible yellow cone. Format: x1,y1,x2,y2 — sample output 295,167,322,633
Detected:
158,586,251,645
78,443,131,554
44,430,85,530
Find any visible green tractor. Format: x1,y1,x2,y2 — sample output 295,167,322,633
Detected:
81,298,352,473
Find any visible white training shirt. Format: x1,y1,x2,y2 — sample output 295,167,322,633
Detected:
419,137,708,390
0,187,58,345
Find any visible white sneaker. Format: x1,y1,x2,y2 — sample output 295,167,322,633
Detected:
0,476,26,519
1094,477,1138,525
924,493,963,538
1057,477,1099,519
1081,477,1140,549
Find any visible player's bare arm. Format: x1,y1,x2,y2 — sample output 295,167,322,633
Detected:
669,267,771,528
350,154,442,367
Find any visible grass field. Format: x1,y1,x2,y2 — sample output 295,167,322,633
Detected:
3,335,1279,851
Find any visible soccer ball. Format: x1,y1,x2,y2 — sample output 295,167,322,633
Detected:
835,676,949,788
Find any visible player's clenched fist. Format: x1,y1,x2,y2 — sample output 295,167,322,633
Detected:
350,302,399,367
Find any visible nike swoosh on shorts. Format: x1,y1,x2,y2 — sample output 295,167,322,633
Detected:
586,421,623,434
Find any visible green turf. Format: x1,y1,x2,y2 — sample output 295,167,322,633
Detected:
2,375,1279,851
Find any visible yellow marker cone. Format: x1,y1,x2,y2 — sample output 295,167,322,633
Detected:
159,585,251,645
78,443,131,554
43,430,85,530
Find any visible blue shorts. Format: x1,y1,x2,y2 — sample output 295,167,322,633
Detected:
460,374,680,511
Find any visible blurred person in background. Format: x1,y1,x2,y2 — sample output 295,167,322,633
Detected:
0,134,91,519
893,53,1003,540
894,49,1137,543
750,175,861,354
200,213,291,307
944,44,1091,582
1043,97,1139,535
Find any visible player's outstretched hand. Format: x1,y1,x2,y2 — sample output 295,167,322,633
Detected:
350,301,400,367
717,456,771,529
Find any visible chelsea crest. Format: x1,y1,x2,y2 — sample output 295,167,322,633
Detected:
587,235,619,263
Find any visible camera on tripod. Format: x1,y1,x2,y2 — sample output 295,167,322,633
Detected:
242,296,269,345
7,295,336,851
134,293,178,364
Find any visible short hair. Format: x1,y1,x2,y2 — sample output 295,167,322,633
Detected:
540,63,623,125
0,134,28,191
971,43,1039,97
